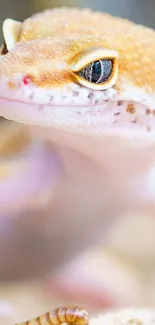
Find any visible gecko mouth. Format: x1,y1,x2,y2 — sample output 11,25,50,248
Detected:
0,95,155,143
0,80,154,141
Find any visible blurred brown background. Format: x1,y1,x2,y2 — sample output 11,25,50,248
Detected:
0,0,155,38
0,1,155,324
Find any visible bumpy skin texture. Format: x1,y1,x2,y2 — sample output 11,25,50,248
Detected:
9,8,155,91
0,8,155,141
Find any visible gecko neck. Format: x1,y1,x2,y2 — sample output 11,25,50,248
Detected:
29,125,155,178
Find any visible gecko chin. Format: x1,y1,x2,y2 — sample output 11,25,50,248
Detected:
0,81,155,145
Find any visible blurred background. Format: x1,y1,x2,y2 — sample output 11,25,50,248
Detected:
0,0,155,32
0,0,155,324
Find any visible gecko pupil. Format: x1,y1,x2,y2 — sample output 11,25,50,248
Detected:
91,61,102,83
79,59,113,84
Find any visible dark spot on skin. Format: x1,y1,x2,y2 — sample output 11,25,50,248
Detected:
73,91,79,97
131,118,137,124
113,112,121,116
88,92,94,100
95,99,99,104
153,110,155,116
146,108,152,115
126,103,135,114
50,96,54,101
147,126,151,132
117,100,123,106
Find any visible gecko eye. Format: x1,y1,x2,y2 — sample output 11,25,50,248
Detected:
79,59,113,84
71,48,119,91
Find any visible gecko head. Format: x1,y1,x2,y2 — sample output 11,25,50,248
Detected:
0,9,155,142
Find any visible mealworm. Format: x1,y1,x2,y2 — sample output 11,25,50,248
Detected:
15,305,89,325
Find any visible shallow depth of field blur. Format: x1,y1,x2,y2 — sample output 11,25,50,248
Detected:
0,0,155,324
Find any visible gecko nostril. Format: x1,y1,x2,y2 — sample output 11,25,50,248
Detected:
22,76,32,85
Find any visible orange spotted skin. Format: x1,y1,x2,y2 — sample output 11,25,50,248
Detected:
15,306,89,325
1,7,155,92
1,7,155,141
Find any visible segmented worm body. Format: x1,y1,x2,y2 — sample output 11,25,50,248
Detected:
15,305,89,325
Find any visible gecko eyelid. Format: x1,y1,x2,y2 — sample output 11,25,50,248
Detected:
71,48,119,90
